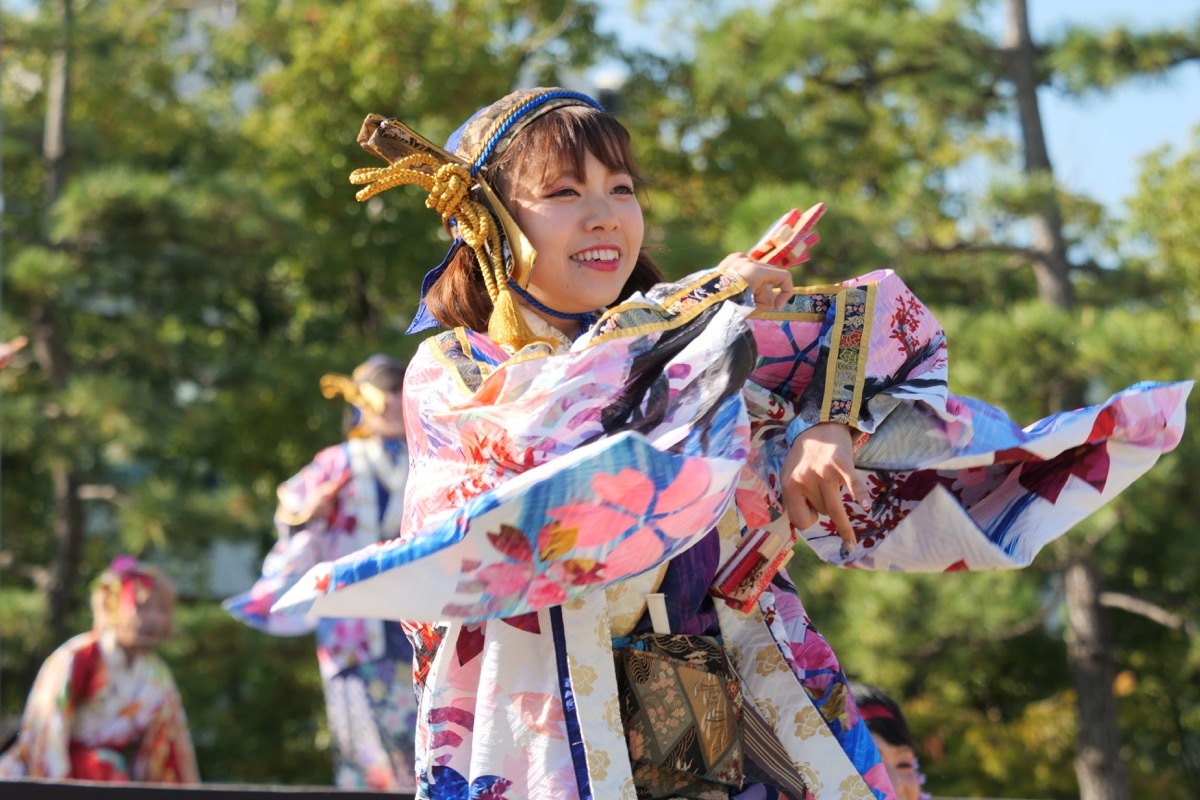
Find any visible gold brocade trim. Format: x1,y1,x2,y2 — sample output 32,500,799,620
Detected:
582,270,751,350
850,282,876,423
750,281,846,323
819,284,874,427
750,310,826,323
425,270,755,396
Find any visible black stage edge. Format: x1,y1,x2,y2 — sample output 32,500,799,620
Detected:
2,780,415,799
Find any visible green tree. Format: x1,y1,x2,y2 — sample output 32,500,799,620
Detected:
1,0,617,780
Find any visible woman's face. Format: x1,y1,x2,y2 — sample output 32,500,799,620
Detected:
872,734,921,800
507,149,644,334
112,581,173,656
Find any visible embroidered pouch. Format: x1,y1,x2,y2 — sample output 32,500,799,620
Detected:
615,633,744,800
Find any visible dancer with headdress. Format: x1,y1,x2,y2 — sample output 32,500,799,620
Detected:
224,355,417,791
275,88,1189,799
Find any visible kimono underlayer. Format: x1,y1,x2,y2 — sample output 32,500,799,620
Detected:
0,629,198,783
275,268,1190,800
224,436,418,791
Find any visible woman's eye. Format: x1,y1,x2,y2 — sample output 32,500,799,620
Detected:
548,187,579,198
613,183,635,195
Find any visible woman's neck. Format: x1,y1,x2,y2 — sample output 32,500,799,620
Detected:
507,281,596,340
513,303,579,350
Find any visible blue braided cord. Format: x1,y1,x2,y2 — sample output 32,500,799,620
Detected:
470,89,604,176
506,280,598,330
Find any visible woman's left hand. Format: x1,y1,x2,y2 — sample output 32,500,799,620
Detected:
780,422,868,554
718,253,794,311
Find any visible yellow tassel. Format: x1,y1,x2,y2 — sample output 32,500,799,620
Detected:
349,150,556,350
488,286,539,350
355,382,388,415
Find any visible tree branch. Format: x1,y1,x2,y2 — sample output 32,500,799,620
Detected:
1100,591,1198,639
903,239,1033,258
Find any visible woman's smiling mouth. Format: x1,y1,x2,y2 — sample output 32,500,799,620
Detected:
573,247,621,271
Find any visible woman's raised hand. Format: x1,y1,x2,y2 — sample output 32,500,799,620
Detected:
780,422,869,556
719,253,794,312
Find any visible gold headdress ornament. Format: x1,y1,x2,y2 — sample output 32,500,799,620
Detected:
349,88,606,350
319,371,388,439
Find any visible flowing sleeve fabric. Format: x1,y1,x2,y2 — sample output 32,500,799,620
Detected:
278,269,760,623
269,266,1189,800
223,444,352,637
0,635,83,778
738,269,1191,572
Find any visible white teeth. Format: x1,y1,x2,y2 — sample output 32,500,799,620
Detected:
575,248,619,262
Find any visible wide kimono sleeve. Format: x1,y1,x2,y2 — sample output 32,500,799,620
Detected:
274,268,762,623
131,658,199,783
273,263,1189,616
223,445,351,635
737,269,1191,572
736,269,954,527
0,637,84,778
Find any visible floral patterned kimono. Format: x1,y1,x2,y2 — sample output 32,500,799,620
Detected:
224,436,418,791
0,629,198,782
275,268,1189,800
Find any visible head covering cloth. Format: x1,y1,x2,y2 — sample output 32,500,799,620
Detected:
856,703,899,723
348,88,605,349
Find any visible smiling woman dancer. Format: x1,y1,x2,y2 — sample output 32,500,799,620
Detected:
276,87,1189,800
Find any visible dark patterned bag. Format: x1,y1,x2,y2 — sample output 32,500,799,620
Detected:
614,633,744,800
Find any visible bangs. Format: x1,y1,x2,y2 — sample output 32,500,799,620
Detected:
486,106,643,198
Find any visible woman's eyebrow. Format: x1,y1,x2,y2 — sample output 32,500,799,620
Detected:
545,166,581,182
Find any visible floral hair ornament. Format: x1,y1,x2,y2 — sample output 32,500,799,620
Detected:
91,556,160,620
349,88,605,349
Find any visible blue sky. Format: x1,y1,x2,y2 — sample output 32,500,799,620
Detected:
594,0,1200,216
1020,0,1199,213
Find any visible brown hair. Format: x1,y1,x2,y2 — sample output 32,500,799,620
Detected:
352,355,406,393
422,105,663,332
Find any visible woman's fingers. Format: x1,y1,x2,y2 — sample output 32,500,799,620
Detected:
836,460,871,512
819,480,857,553
721,253,796,310
781,422,867,557
792,474,860,557
785,488,818,531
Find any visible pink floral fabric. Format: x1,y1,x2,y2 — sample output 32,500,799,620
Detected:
275,268,1189,800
